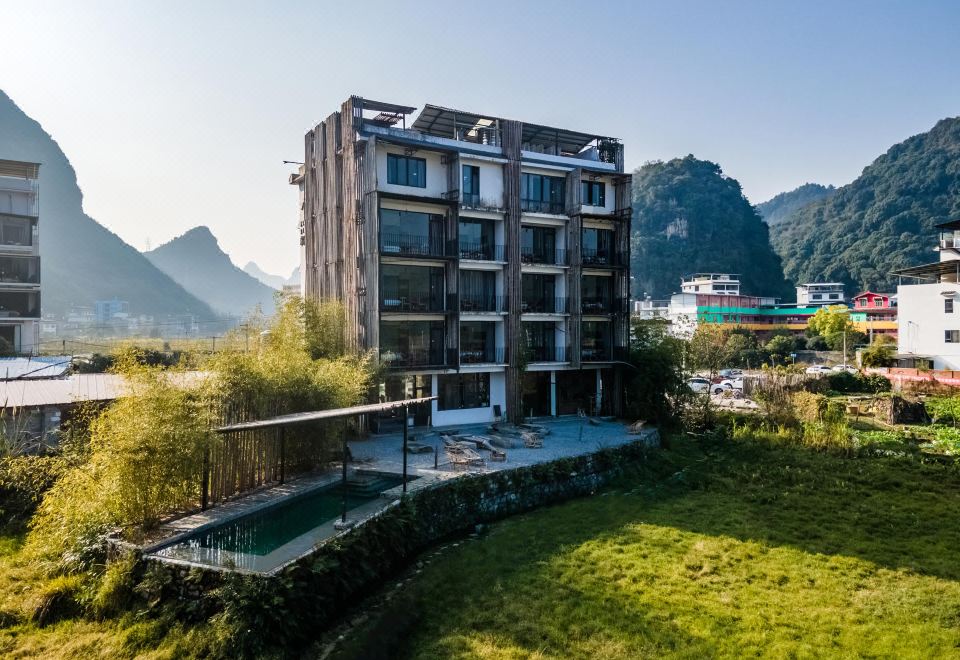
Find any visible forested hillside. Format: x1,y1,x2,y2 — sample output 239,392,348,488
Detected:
631,156,792,299
757,183,835,226
772,117,960,292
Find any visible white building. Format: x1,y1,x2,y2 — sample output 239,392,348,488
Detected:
895,220,960,369
681,273,741,296
796,282,845,306
0,160,41,354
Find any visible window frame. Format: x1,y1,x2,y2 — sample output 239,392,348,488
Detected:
581,180,606,207
387,153,427,188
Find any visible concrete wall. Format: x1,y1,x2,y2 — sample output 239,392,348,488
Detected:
898,281,960,370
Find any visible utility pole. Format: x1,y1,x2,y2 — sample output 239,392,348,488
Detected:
843,330,847,368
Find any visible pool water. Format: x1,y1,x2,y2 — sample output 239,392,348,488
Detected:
155,473,411,570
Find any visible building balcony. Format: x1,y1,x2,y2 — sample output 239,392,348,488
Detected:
380,233,454,259
0,291,40,318
460,294,508,313
581,297,622,315
582,249,627,268
459,241,505,262
460,346,506,365
527,345,568,363
380,293,446,313
581,345,628,362
521,247,567,266
379,347,451,369
0,255,39,286
521,296,568,314
521,199,565,215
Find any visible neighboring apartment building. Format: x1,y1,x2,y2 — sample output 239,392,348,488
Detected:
293,97,631,425
796,282,846,306
95,298,130,324
895,220,960,369
850,291,897,340
0,160,41,354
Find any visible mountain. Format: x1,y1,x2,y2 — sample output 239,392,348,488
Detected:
771,117,960,293
757,183,836,227
145,227,276,316
287,266,300,286
243,262,284,289
0,90,216,318
631,155,792,300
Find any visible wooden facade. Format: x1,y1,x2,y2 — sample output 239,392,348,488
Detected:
297,97,632,422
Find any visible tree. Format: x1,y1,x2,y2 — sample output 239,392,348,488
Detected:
625,319,688,425
689,325,734,376
765,335,796,365
807,305,854,337
861,339,896,368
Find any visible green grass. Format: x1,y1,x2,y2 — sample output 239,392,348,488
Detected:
357,436,960,659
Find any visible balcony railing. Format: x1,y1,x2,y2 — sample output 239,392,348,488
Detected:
0,293,40,318
527,345,568,362
460,346,506,364
380,347,448,369
459,241,505,261
462,192,480,207
460,294,508,313
521,199,565,215
0,256,39,285
521,296,568,314
581,297,613,314
582,345,629,362
380,293,445,313
582,249,626,267
380,233,452,258
521,247,567,266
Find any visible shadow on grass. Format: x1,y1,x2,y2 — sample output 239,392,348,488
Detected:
339,436,960,658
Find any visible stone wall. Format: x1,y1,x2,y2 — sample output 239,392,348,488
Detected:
138,431,661,637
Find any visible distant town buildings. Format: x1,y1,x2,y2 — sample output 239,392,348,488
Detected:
894,220,960,369
796,282,846,306
294,96,631,425
0,159,41,354
95,298,130,324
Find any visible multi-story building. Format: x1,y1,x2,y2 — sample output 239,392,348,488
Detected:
95,298,130,324
894,220,960,369
796,282,846,306
293,97,631,426
850,291,897,340
0,160,41,354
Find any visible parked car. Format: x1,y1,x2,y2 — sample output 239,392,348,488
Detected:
805,365,833,375
718,369,743,378
687,377,712,394
718,377,744,391
831,364,858,373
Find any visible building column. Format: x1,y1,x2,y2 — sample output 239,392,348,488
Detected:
595,369,602,416
550,370,557,417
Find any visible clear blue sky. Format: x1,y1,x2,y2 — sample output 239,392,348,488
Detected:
2,0,958,274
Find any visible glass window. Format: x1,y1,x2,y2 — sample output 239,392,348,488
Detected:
581,181,606,206
946,330,960,343
438,373,490,410
0,216,32,247
380,208,445,255
387,154,427,188
380,264,445,312
462,165,479,197
947,298,955,314
582,228,614,265
379,320,445,366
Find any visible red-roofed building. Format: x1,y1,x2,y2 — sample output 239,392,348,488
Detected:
850,291,897,339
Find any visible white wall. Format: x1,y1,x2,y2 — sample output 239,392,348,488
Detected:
898,281,960,369
462,157,504,209
0,177,37,216
581,175,615,215
376,148,447,198
431,370,506,426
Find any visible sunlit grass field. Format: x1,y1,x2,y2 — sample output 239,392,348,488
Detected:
376,437,960,658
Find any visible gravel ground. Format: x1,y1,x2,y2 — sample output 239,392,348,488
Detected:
348,417,659,475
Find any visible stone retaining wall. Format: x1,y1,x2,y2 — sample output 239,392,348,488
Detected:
135,431,661,637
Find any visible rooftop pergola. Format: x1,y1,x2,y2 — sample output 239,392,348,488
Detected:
212,396,436,520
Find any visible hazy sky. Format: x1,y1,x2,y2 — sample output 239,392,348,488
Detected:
2,1,959,274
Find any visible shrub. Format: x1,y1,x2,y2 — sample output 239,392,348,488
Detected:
925,396,960,425
827,371,891,394
0,455,65,530
792,391,828,423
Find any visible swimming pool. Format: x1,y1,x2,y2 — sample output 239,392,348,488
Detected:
153,472,412,573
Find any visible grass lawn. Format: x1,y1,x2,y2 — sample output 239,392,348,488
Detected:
367,436,960,659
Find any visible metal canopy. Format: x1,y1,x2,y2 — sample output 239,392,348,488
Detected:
411,104,499,138
215,396,437,433
936,220,960,230
892,260,960,281
0,159,40,179
358,98,417,116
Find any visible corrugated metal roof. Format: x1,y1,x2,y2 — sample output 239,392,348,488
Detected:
0,372,206,409
0,356,72,380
